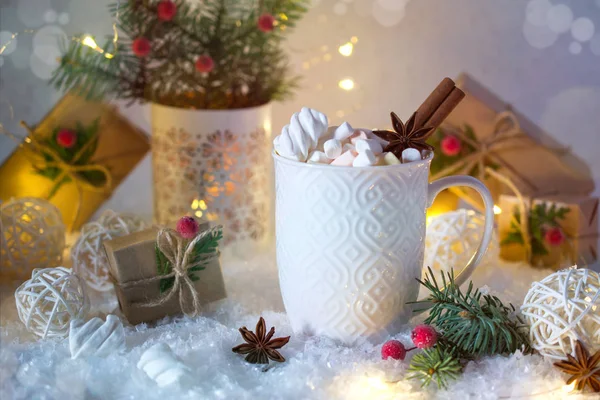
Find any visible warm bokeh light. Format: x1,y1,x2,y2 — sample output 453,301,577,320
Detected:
82,35,98,49
338,78,355,91
494,205,502,215
351,36,358,44
338,42,353,57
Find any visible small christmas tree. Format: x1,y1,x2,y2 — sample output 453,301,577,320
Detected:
52,0,309,109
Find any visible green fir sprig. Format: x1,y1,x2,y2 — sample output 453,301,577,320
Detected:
51,0,309,109
411,267,531,359
501,203,570,256
408,346,462,390
155,226,223,292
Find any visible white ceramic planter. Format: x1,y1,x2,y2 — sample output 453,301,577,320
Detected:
151,103,273,247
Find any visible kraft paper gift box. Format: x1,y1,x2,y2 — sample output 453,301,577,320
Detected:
429,73,594,210
498,194,599,269
0,92,150,231
103,222,227,325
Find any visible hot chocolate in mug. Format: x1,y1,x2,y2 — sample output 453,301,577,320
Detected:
274,150,494,344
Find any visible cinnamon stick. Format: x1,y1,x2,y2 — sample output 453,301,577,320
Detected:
414,77,456,129
424,86,465,130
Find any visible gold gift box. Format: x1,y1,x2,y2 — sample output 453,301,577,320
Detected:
103,222,227,325
0,93,150,231
437,73,594,210
498,194,599,269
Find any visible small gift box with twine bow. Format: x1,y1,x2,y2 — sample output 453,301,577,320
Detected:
497,193,598,269
103,219,226,325
427,73,594,211
0,92,149,231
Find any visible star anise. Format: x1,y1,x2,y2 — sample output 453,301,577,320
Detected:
554,340,600,392
232,317,290,364
373,111,435,158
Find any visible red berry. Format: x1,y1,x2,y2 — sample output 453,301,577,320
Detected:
176,216,199,239
157,0,177,21
195,55,214,73
381,340,406,360
411,325,438,349
132,37,151,57
257,13,275,33
544,226,565,247
441,135,461,156
56,129,77,148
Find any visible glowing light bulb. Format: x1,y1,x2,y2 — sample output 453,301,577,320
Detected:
195,211,203,218
82,36,98,49
338,78,354,91
494,205,502,215
351,36,358,44
338,42,353,57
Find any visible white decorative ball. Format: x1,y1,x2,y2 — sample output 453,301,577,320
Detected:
137,343,193,388
15,267,88,339
71,210,148,291
1,197,65,282
521,267,600,360
424,209,498,274
69,314,126,359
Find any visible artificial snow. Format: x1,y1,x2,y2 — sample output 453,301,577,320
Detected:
0,248,596,400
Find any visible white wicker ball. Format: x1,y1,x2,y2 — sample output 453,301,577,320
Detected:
0,197,65,282
15,267,88,339
424,209,498,274
521,267,600,360
71,210,148,291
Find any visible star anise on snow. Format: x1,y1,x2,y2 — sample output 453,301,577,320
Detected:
554,340,600,392
232,317,290,364
372,111,435,158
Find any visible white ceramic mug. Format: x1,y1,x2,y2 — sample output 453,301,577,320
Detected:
273,151,494,344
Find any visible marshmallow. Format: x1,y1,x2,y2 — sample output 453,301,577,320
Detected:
299,107,328,148
307,150,332,164
350,131,368,145
383,152,401,165
323,139,343,159
354,139,383,155
331,150,357,166
343,143,355,153
273,125,302,161
333,122,355,141
352,149,377,167
401,148,422,163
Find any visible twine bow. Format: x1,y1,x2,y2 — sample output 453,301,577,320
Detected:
1,121,112,230
121,225,222,317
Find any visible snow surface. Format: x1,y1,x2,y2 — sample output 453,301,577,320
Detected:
1,246,597,400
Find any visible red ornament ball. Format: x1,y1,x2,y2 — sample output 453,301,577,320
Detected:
157,0,177,21
257,13,276,33
441,135,462,156
544,226,565,247
381,340,406,360
195,55,214,73
132,37,151,57
176,216,199,239
411,324,438,349
56,129,77,148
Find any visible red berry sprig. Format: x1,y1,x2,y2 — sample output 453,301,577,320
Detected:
176,216,199,239
132,37,151,57
381,340,407,360
441,135,461,156
195,55,214,73
411,324,438,349
157,0,177,21
257,13,275,33
544,226,565,247
56,129,77,148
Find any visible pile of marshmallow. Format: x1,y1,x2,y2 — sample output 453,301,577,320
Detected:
273,108,424,167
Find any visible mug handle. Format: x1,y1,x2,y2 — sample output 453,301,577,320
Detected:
410,175,495,315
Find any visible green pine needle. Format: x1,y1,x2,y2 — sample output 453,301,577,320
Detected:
408,346,462,389
412,267,532,358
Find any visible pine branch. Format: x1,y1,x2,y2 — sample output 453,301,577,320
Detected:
408,346,462,389
412,267,532,358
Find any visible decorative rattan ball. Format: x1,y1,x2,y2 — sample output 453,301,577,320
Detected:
521,267,600,360
0,197,65,282
15,267,88,339
424,209,498,274
71,210,148,291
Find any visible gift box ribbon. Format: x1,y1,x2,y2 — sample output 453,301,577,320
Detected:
117,225,222,317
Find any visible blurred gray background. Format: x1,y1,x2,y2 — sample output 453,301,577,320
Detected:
1,0,599,218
